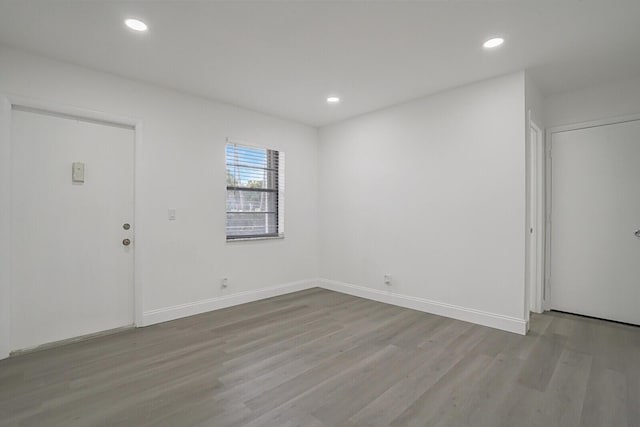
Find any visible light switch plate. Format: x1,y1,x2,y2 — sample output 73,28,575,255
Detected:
72,162,85,183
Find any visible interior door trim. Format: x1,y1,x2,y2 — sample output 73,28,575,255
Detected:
12,104,135,130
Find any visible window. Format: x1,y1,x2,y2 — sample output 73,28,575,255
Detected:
226,141,284,240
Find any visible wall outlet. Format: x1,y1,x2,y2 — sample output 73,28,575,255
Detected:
220,277,228,289
384,274,392,286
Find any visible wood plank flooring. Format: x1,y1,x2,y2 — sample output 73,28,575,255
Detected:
1,288,638,426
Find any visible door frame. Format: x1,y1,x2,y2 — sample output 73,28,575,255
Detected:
528,118,544,314
0,94,144,359
544,112,640,312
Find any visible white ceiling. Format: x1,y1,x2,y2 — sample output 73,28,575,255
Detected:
1,1,639,127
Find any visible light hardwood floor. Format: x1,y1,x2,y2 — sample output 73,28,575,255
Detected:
1,288,638,427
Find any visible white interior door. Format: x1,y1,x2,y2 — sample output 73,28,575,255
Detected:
11,108,135,350
550,118,640,325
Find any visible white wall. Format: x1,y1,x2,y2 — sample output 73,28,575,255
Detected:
318,72,528,333
545,75,640,127
0,46,319,350
0,44,542,351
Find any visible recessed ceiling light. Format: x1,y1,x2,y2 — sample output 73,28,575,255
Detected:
125,18,148,32
483,37,504,49
327,96,340,104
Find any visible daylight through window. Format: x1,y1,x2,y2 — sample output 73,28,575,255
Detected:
226,142,284,239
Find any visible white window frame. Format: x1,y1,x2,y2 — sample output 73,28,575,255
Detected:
225,138,285,241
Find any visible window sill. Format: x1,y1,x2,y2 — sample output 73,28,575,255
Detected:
226,235,284,243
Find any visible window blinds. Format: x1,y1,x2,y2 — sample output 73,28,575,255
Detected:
226,141,285,239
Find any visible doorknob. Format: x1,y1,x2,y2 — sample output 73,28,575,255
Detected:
122,238,131,246
635,229,640,238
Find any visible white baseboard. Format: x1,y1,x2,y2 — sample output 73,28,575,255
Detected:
141,277,527,335
142,279,318,326
317,279,527,335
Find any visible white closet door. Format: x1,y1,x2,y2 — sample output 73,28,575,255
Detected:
550,119,640,325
